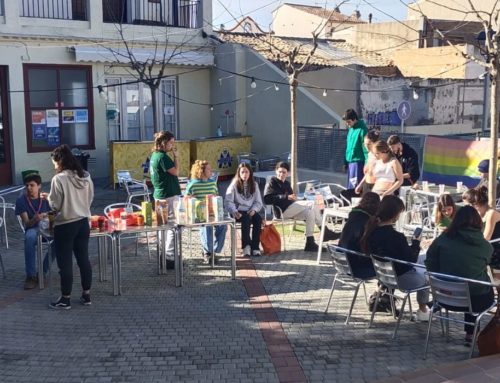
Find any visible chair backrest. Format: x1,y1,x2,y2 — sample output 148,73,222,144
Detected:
209,171,219,183
116,170,133,186
16,215,25,234
428,274,473,312
371,256,399,290
327,245,354,276
104,202,142,222
315,185,344,206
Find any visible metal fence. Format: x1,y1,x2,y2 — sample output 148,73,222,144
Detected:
20,0,88,20
102,0,200,28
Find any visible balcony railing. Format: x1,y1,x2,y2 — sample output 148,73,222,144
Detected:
20,0,88,20
103,0,200,28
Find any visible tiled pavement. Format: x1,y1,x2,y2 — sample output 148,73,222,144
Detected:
1,178,499,383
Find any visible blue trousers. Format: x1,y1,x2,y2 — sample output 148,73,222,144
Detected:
200,225,227,254
24,227,54,277
347,161,365,189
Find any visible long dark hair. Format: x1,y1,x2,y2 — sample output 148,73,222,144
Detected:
361,195,405,253
435,193,457,224
152,131,174,152
357,191,380,216
51,144,84,177
445,205,483,238
232,163,256,195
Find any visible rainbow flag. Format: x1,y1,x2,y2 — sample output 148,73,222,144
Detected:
422,136,497,188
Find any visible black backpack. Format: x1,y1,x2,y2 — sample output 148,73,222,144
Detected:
368,283,399,313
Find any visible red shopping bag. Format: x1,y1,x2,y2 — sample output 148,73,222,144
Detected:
260,223,281,255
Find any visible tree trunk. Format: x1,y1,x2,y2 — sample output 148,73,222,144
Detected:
488,67,499,206
149,84,159,135
289,77,298,193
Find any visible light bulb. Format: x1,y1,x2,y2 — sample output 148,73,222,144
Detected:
210,105,214,111
413,89,419,100
97,85,107,100
322,89,327,97
250,77,257,89
274,83,279,91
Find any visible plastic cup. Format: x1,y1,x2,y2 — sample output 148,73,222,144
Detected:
422,181,429,191
456,181,463,193
439,184,445,194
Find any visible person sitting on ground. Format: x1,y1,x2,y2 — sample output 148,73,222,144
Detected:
387,135,420,188
462,186,500,269
355,130,380,196
434,193,459,230
338,192,380,278
263,161,338,252
15,172,52,290
475,159,500,199
361,195,430,321
225,163,263,257
370,141,404,197
185,160,227,264
425,205,494,346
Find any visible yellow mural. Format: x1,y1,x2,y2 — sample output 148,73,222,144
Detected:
110,141,191,184
190,136,252,179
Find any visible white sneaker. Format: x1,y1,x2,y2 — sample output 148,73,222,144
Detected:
252,249,261,257
415,309,430,322
243,245,251,257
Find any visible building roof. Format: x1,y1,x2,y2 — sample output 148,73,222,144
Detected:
284,3,365,24
224,16,267,34
219,32,392,70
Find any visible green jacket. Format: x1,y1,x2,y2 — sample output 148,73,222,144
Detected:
345,119,368,163
425,227,493,296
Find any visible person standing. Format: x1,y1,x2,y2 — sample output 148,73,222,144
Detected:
15,172,52,289
149,131,181,269
225,163,263,257
343,109,368,189
387,135,420,188
44,145,94,309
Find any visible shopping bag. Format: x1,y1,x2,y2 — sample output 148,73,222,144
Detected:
477,304,500,356
260,223,281,255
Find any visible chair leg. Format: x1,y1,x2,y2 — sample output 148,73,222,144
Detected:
324,274,338,313
0,250,5,278
346,283,361,325
423,306,435,359
146,233,152,261
393,293,409,339
445,310,450,340
470,321,481,359
389,293,397,319
369,292,381,328
3,223,8,249
362,282,368,305
280,221,286,251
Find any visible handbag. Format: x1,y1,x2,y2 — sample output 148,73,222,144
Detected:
260,223,281,255
477,303,500,356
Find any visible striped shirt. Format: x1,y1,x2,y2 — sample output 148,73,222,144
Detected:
185,179,218,200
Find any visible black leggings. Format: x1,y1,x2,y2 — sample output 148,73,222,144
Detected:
236,211,262,250
54,218,92,296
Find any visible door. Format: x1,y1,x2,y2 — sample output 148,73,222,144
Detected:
0,67,12,185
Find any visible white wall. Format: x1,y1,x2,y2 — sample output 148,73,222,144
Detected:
407,0,499,21
272,5,328,38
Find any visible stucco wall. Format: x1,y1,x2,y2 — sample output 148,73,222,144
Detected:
272,5,328,38
407,0,498,21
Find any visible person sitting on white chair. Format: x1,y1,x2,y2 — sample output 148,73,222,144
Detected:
263,161,338,252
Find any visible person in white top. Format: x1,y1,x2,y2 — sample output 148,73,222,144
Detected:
225,163,263,257
355,130,380,195
369,141,403,197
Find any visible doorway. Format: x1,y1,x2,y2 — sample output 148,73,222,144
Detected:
0,67,12,185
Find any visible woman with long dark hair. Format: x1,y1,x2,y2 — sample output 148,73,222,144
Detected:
425,206,494,345
361,195,430,321
225,163,263,256
150,131,181,269
434,193,458,229
370,141,404,197
45,144,94,309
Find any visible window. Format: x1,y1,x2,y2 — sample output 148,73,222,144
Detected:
24,64,94,152
104,77,177,141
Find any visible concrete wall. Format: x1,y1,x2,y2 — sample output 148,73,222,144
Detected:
212,43,343,157
407,0,499,21
272,5,327,38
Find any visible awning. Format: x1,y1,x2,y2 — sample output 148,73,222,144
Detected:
72,45,214,66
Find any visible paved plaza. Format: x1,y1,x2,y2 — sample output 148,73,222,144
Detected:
1,178,500,382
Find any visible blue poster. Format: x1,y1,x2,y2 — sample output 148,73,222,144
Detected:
47,126,60,146
32,124,47,140
75,109,88,123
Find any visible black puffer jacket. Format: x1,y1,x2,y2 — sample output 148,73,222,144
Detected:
263,177,293,218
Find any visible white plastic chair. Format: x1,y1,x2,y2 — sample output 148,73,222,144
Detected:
423,273,497,359
369,256,430,339
325,245,374,324
116,170,150,204
0,195,17,249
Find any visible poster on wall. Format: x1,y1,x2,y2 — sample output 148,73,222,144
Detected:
75,109,88,123
46,109,59,127
32,124,47,140
63,110,75,123
31,110,46,125
47,126,60,146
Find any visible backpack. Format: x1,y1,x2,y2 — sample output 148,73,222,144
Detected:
368,283,399,313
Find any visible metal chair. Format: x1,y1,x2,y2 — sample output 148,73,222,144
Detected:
369,256,430,339
266,205,299,252
325,245,374,324
116,170,150,204
0,194,18,249
423,274,497,359
0,217,5,278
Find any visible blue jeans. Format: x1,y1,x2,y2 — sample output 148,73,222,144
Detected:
24,227,54,277
200,225,227,254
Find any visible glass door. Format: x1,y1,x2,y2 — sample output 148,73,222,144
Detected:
0,67,11,185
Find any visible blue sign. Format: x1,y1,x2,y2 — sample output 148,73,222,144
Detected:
397,101,411,121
